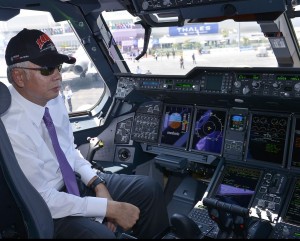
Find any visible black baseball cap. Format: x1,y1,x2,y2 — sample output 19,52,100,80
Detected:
5,28,76,67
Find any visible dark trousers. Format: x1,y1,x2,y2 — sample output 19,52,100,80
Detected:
53,173,170,239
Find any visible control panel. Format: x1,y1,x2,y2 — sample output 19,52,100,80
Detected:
115,68,300,102
269,178,300,239
271,223,300,239
223,108,249,161
131,101,163,143
131,0,286,18
134,0,227,11
114,68,300,239
250,172,288,223
185,165,297,239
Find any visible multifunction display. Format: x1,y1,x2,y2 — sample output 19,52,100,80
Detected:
212,165,262,208
159,104,193,149
190,107,227,155
290,117,300,169
283,178,300,226
247,113,289,166
229,114,245,131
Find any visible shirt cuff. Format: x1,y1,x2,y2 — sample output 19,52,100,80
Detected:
86,196,107,221
78,165,98,185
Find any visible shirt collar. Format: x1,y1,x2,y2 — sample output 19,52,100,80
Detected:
10,85,46,127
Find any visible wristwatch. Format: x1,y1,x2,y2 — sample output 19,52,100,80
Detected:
89,176,106,191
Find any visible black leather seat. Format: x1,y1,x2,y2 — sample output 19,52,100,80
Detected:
0,82,54,238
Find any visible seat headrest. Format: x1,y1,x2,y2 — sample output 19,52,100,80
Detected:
0,82,11,115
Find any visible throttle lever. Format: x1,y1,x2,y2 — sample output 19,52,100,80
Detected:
86,137,104,170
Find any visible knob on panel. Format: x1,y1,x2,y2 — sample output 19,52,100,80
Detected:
242,86,250,95
294,82,300,92
273,82,282,90
252,81,260,89
118,148,131,161
234,81,241,88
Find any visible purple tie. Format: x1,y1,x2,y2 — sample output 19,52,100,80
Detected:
43,107,80,196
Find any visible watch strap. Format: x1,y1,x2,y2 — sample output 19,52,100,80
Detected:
89,176,106,191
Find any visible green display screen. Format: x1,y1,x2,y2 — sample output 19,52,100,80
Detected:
276,75,300,81
175,83,193,88
238,74,260,80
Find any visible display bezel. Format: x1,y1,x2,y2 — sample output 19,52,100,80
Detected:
280,177,300,226
158,103,193,150
209,164,263,209
245,111,290,167
287,115,300,172
189,106,228,156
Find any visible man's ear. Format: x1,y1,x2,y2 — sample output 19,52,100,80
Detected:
11,69,25,88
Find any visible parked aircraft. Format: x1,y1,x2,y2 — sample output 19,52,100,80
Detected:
1,0,300,239
61,46,98,79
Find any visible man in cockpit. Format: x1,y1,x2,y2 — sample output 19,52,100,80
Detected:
1,28,170,239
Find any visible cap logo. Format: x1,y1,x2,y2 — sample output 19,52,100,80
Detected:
36,33,52,50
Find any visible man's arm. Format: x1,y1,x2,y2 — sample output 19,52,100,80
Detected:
87,175,140,231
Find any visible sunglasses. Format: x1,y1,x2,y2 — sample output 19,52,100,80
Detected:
14,64,62,76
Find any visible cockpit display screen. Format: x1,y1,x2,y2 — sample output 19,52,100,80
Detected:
206,75,223,91
159,104,193,149
229,114,245,131
247,113,289,165
283,178,300,225
289,117,300,169
212,165,262,208
190,107,227,155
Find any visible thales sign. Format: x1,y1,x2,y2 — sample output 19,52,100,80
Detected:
169,23,218,36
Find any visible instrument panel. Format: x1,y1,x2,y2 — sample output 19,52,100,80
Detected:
191,163,298,239
127,100,300,238
115,67,300,102
131,0,286,20
114,67,300,238
134,0,230,11
129,101,295,167
115,67,300,167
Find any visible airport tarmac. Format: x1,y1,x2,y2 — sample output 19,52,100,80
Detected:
126,48,277,75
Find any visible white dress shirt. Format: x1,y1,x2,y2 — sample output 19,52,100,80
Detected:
1,85,107,220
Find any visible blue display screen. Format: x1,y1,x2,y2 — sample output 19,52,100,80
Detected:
230,115,245,131
160,105,193,149
214,165,262,208
190,108,227,155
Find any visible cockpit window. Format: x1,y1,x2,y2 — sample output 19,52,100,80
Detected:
102,10,277,75
0,10,105,113
291,6,300,47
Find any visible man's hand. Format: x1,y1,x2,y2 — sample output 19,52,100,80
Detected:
89,176,139,231
106,201,140,231
104,218,117,232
